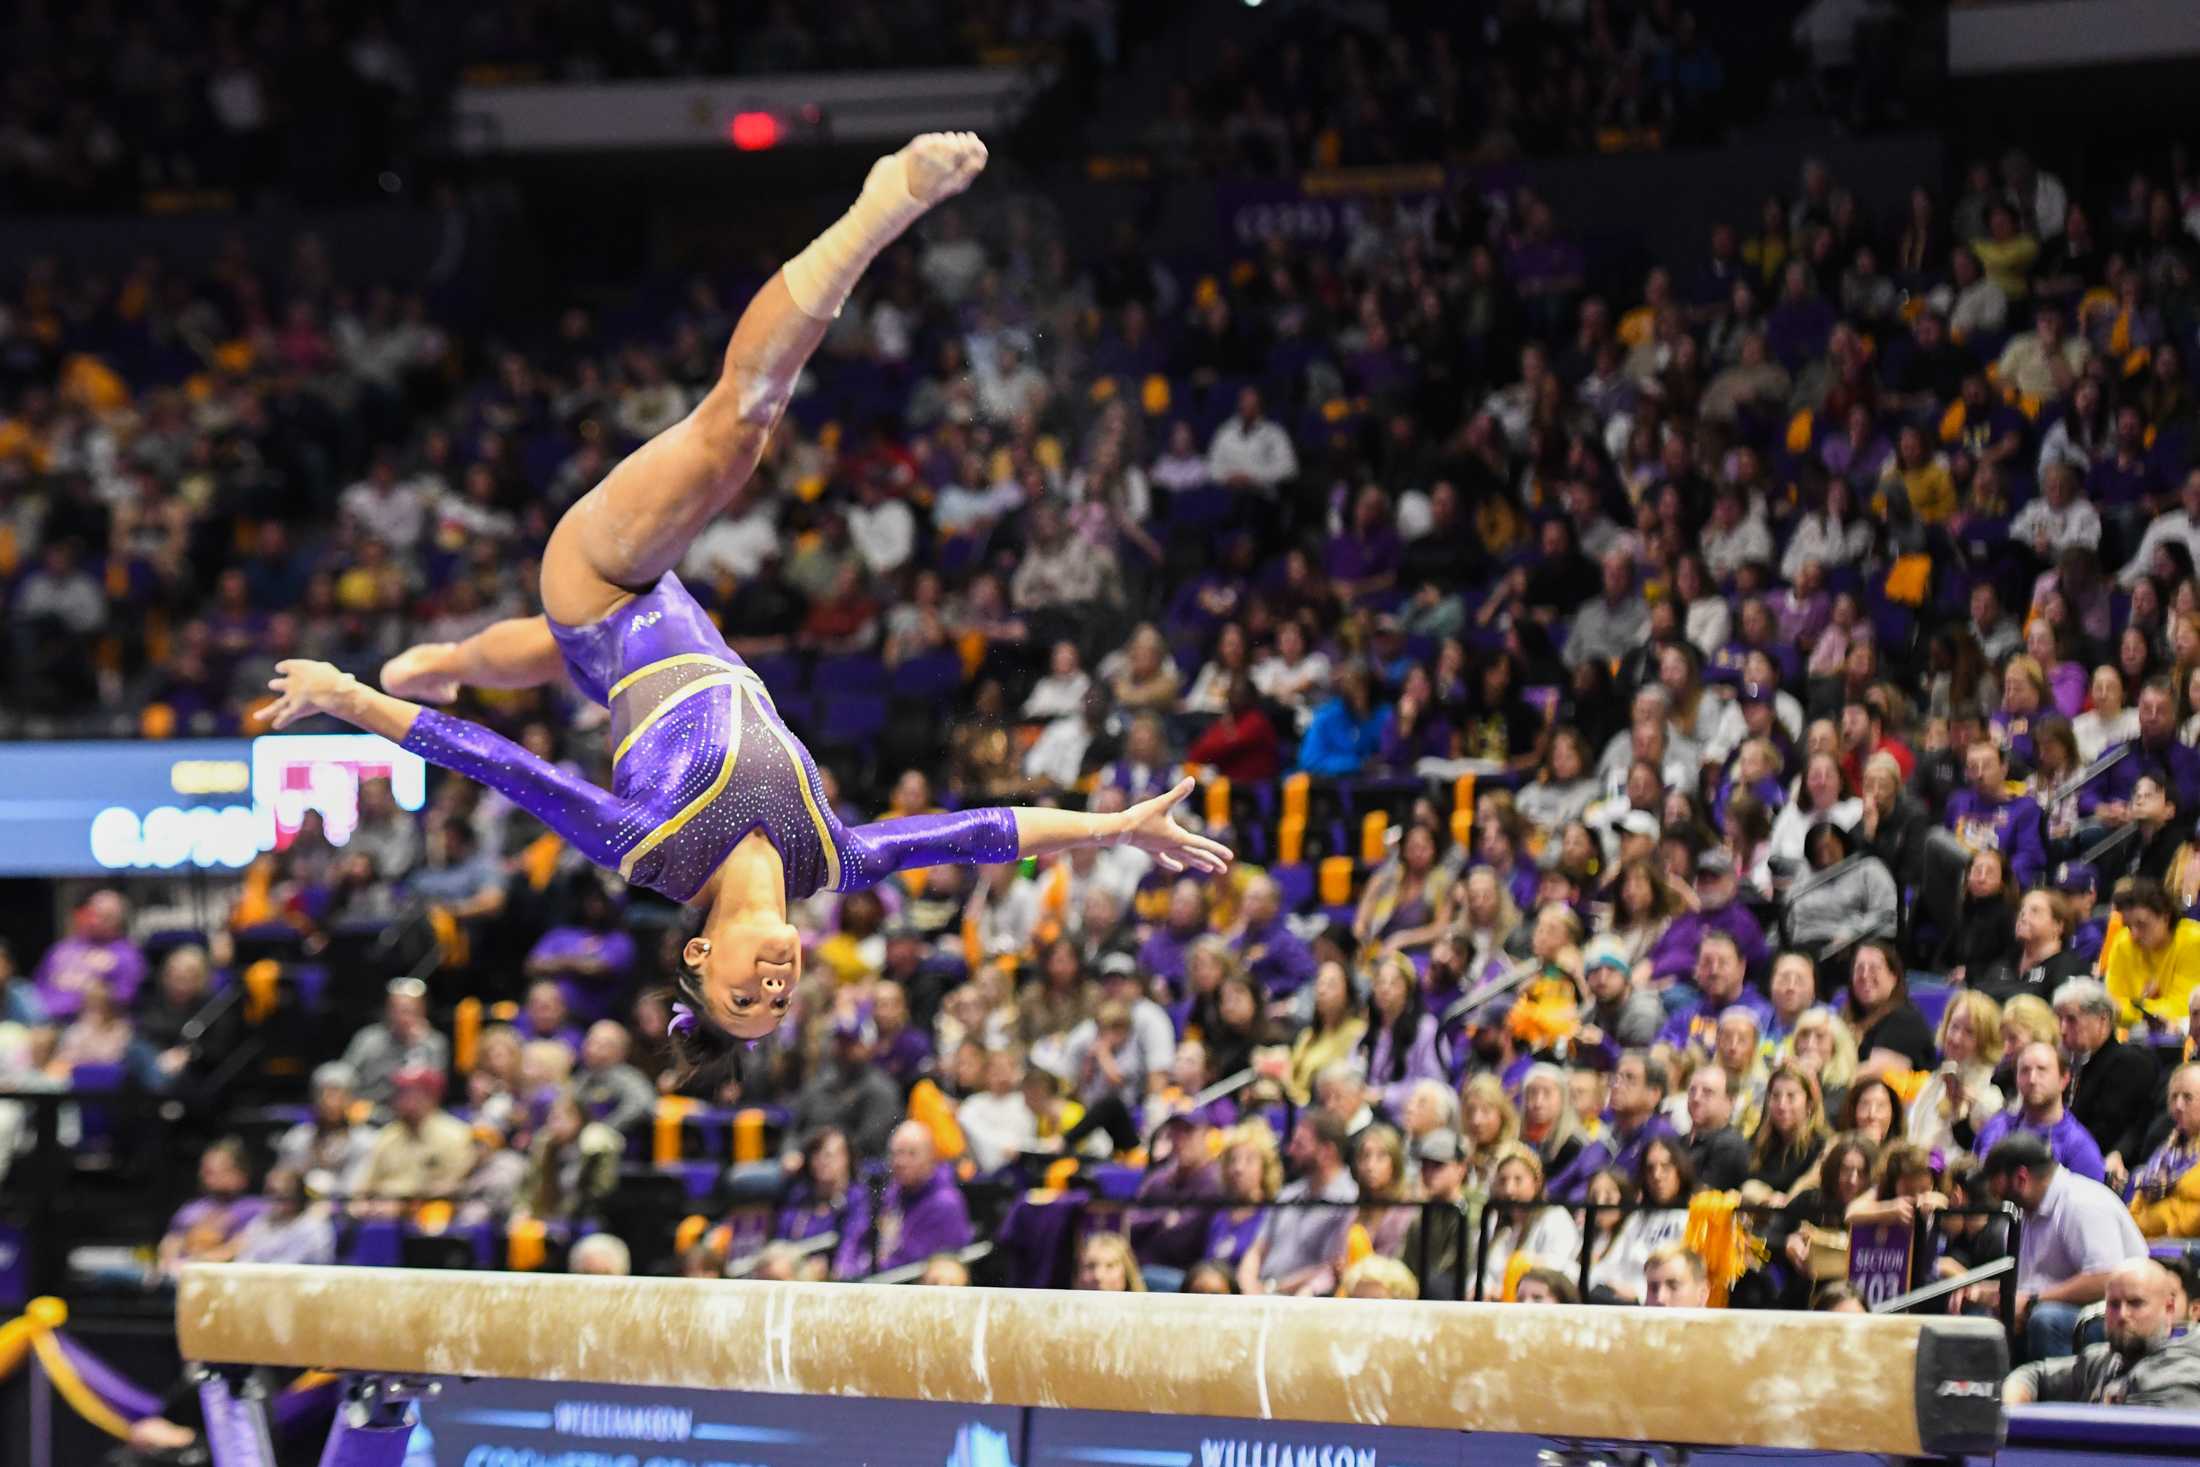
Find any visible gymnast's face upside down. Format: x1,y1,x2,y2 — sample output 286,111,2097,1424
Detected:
683,917,801,1040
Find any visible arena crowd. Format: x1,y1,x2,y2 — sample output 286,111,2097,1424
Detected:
4,1,2200,1396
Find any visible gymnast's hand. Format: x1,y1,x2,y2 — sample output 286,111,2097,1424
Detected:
1117,777,1234,876
259,659,362,729
380,642,462,704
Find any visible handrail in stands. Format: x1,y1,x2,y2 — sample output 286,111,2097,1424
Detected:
724,1229,839,1279
1440,957,1542,1028
867,1239,993,1285
1874,1255,2014,1316
1140,1067,1258,1147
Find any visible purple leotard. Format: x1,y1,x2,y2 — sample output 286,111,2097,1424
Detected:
399,572,1019,903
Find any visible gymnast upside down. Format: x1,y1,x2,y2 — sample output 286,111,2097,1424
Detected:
259,133,1232,1062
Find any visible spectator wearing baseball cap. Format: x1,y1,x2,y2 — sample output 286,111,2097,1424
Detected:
1576,939,1663,1069
1125,1109,1224,1282
1398,1127,1471,1298
2054,861,2107,960
783,1015,904,1165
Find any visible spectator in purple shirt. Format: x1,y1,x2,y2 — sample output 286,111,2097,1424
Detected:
1943,739,2048,886
157,1138,269,1279
33,889,147,1021
2086,679,2200,819
1230,875,1316,997
1976,1041,2107,1183
869,980,934,1088
1643,849,1768,995
833,1122,974,1279
1137,879,1209,997
1655,930,1777,1055
517,979,587,1062
1327,486,1402,609
1126,1112,1224,1276
523,878,637,1023
230,1166,337,1266
1357,953,1447,1117
1546,1051,1679,1202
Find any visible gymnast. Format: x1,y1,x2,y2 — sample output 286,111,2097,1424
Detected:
258,132,1231,1067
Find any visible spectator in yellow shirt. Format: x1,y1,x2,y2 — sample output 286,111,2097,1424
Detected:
1971,203,2040,302
2129,1064,2200,1240
2103,881,2200,1031
1879,425,1957,525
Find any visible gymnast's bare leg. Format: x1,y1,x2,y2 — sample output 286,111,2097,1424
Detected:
380,131,988,701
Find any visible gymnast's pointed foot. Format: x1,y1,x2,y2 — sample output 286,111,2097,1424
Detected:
892,131,987,207
379,643,462,704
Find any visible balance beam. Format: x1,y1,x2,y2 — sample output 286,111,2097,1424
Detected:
176,1264,2006,1455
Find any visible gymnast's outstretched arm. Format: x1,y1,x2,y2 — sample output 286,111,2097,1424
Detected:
833,777,1233,891
381,615,567,703
259,659,639,871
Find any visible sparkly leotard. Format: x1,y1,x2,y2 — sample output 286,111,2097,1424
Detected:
398,572,1019,903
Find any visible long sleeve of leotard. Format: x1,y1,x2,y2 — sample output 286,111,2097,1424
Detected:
831,808,1022,893
401,708,648,872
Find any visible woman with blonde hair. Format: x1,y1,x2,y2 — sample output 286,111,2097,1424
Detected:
1780,1005,1859,1120
1076,1229,1149,1291
1203,1120,1282,1271
1517,1062,1586,1180
1994,992,2061,1095
1906,989,2005,1158
1456,867,1525,980
1478,1142,1582,1300
1458,1073,1522,1196
1992,653,2051,766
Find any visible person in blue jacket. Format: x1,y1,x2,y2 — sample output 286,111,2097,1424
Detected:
1298,662,1383,776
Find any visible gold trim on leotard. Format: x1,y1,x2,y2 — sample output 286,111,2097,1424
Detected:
612,672,743,767
618,691,744,882
608,652,741,701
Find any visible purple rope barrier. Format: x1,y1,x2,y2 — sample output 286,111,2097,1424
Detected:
52,1331,165,1419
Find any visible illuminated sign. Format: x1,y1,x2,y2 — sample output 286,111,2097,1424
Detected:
0,736,426,876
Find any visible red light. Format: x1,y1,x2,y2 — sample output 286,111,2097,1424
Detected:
728,112,782,151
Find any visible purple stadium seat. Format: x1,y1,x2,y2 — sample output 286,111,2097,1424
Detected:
890,650,964,700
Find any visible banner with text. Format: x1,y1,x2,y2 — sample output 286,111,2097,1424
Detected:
412,1378,1021,1467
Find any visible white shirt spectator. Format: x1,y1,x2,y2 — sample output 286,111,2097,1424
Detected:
2118,497,2200,586
1206,415,1299,495
1701,510,1775,581
340,476,426,549
2014,1165,2148,1299
1023,670,1091,721
1780,511,1874,582
1943,276,2009,341
2071,707,2138,765
1024,711,1096,788
2008,493,2101,556
15,561,106,633
957,1090,1038,1173
1685,596,1732,659
1768,798,1861,869
934,478,1026,534
847,497,916,578
1251,650,1332,721
682,508,779,584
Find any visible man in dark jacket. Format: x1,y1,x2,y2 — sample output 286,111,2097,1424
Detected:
1684,1063,1753,1191
2055,978,2161,1184
784,1016,904,1163
1399,1129,1471,1300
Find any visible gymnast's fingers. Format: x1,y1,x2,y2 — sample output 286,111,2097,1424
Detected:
1155,853,1184,874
